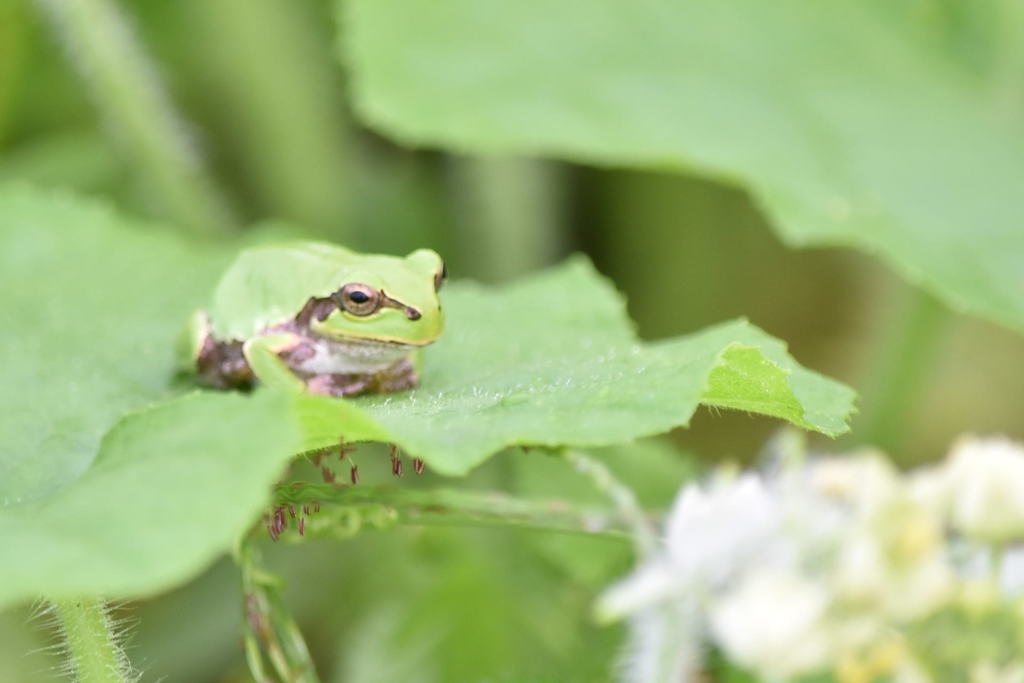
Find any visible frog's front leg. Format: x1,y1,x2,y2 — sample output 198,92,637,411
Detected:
241,334,379,398
186,311,255,390
241,333,307,394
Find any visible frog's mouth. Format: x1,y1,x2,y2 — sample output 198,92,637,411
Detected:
320,334,423,349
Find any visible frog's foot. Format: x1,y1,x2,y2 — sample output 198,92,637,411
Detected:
242,333,307,393
196,336,255,390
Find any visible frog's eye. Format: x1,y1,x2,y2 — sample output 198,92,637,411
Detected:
336,283,381,316
434,261,448,292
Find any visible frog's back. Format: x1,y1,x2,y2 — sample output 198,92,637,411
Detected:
207,242,364,340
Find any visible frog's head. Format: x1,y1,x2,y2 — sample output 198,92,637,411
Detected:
309,248,446,346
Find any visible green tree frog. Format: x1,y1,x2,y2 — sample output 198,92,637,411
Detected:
184,242,446,397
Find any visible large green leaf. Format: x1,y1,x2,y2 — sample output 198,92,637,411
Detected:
0,185,304,610
0,391,296,609
297,257,857,474
0,184,229,505
0,186,852,609
341,0,1024,333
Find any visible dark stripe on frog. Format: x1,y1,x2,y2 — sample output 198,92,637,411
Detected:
380,290,421,320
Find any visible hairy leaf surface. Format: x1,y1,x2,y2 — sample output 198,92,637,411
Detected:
0,185,229,505
0,392,296,608
299,258,856,474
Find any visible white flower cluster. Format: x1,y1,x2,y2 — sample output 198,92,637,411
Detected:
599,436,1024,683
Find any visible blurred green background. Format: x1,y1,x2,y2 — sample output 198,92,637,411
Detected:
2,0,1022,680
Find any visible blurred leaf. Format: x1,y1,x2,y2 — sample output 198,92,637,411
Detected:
0,0,31,144
127,559,245,683
0,184,302,612
179,0,352,236
298,259,857,474
0,184,229,505
337,604,437,683
0,390,297,610
341,0,1024,334
332,529,618,683
907,603,1024,680
0,604,52,682
0,131,120,193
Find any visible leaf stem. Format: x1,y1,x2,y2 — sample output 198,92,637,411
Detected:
52,598,133,683
271,483,632,542
33,0,236,235
562,449,659,558
856,288,949,461
562,450,686,682
450,157,565,281
183,0,351,236
237,540,321,683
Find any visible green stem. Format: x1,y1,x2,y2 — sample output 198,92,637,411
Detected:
0,1,30,145
450,157,565,282
272,483,631,542
52,598,132,683
33,0,236,235
562,449,658,558
562,450,684,683
856,288,949,461
183,0,351,237
237,540,320,683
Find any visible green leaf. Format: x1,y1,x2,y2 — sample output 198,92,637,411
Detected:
0,185,302,610
341,0,1024,334
0,184,229,505
0,391,297,610
0,185,851,609
333,529,621,683
298,257,856,474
